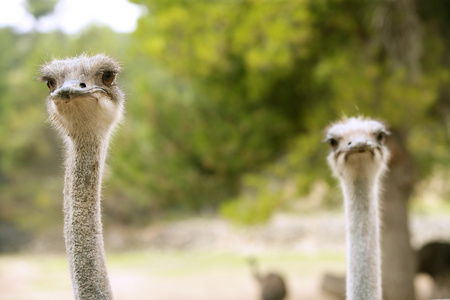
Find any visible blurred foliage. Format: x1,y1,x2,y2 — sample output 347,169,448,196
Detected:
0,25,133,238
126,0,326,214
0,0,450,242
129,0,449,223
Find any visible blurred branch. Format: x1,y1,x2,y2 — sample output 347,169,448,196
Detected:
372,0,422,81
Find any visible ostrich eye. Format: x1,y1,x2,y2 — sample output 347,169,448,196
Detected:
102,71,116,87
46,78,56,91
328,138,338,149
376,132,386,144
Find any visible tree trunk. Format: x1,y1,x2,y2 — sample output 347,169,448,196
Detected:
371,0,422,296
381,130,417,300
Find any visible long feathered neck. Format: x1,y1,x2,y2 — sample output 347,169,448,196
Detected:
63,133,113,300
341,175,382,300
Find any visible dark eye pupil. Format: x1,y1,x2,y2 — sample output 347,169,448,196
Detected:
329,139,338,147
46,79,56,90
102,71,116,86
377,133,385,142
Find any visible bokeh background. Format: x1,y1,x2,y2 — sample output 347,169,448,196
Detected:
0,0,449,299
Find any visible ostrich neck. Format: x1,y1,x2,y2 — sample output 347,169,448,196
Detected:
63,134,113,300
342,176,382,300
250,262,263,284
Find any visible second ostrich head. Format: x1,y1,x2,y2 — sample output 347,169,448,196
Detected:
40,54,124,138
325,116,390,183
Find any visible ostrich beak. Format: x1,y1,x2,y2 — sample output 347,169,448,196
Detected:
349,141,373,151
51,79,85,99
344,139,376,160
51,79,106,100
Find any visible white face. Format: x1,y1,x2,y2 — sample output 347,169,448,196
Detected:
40,55,124,137
325,117,390,181
47,89,123,137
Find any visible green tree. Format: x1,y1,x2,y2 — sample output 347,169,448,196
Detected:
127,1,449,299
127,0,327,212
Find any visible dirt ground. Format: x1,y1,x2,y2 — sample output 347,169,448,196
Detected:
0,251,436,300
0,251,346,300
0,213,445,300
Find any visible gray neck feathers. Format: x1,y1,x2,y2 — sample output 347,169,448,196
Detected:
63,134,113,300
341,176,382,300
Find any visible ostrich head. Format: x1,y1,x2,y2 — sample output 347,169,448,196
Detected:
39,54,124,138
325,116,390,182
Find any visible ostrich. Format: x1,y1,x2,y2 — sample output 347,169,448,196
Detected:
417,241,450,298
248,258,288,300
39,54,124,300
325,116,390,300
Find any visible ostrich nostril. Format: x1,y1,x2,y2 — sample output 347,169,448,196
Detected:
79,83,86,88
348,142,352,146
